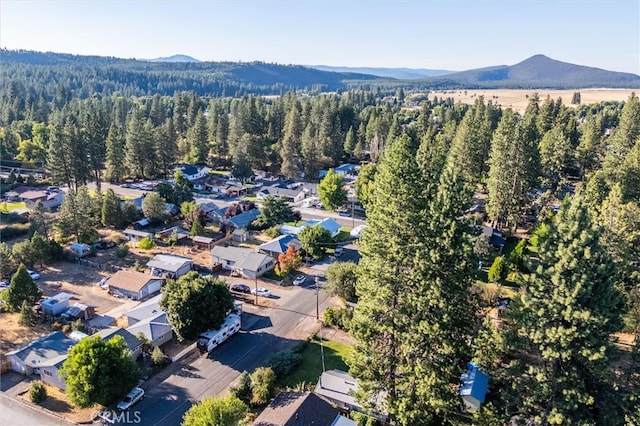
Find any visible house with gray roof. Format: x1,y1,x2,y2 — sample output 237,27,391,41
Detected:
315,370,387,421
226,208,261,229
147,254,193,279
253,392,342,426
259,235,302,258
125,294,173,347
95,327,143,359
6,331,76,376
256,186,305,203
210,246,274,279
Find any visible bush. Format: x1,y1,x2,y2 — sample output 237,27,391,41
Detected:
29,381,47,404
0,223,31,239
151,346,169,366
115,243,129,258
61,324,72,334
488,256,507,283
265,350,303,378
323,307,353,331
138,237,156,250
52,321,62,330
264,226,281,239
72,319,86,333
250,367,276,406
230,371,252,404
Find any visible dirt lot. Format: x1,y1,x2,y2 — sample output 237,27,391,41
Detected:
424,88,636,113
19,382,101,423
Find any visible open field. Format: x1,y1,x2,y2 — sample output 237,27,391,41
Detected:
424,88,636,113
0,201,26,213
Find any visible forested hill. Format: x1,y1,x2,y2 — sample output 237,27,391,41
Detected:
0,49,383,97
419,54,640,89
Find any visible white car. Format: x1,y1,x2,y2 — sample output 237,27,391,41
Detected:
334,247,344,257
251,287,271,297
27,270,40,280
117,387,145,411
293,275,306,286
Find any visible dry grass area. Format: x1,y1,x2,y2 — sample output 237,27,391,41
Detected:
23,382,102,423
0,313,54,354
424,88,636,113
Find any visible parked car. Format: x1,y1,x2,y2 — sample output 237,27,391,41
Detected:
334,247,344,257
337,209,350,217
0,281,9,288
117,387,145,411
27,270,40,280
229,283,251,294
293,275,306,286
251,287,271,297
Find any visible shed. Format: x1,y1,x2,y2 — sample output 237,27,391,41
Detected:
70,243,92,258
107,270,164,300
192,236,215,250
147,254,193,278
61,303,96,322
123,229,154,243
133,218,150,230
232,228,247,243
459,362,489,411
41,292,74,316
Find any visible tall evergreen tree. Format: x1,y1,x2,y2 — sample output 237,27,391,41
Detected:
539,123,572,192
603,93,640,174
101,189,123,228
349,134,477,424
105,123,127,183
515,196,625,424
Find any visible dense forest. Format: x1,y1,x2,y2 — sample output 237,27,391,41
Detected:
1,55,639,423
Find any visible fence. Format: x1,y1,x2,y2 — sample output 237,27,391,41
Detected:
69,256,121,273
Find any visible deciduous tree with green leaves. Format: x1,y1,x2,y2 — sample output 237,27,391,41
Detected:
181,395,248,426
318,168,347,211
59,335,140,408
160,272,234,342
325,261,358,303
298,225,332,260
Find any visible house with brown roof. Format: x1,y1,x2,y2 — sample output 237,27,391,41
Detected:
106,270,164,300
18,189,64,209
253,392,344,426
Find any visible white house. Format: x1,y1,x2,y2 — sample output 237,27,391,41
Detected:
281,218,342,238
210,246,275,279
147,254,193,279
174,164,210,181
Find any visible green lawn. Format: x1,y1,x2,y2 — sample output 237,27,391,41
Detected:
0,201,27,213
278,337,351,388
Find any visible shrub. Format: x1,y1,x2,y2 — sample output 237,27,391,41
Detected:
115,243,129,258
0,223,31,240
19,300,36,326
230,371,252,404
72,319,86,333
61,324,72,334
52,321,62,330
265,350,303,378
264,226,281,239
151,346,169,366
29,381,47,404
488,256,507,283
138,237,156,250
323,306,353,331
250,367,276,406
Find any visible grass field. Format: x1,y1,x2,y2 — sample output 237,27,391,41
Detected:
278,337,350,388
0,201,27,213
423,88,636,113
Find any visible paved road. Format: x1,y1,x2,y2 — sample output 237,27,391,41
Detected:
0,394,70,426
113,283,334,426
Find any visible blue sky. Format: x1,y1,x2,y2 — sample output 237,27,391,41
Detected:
1,1,638,74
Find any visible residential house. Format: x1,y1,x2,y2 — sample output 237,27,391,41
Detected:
196,201,227,223
147,254,193,279
155,226,190,243
253,392,341,426
123,229,154,243
481,225,506,254
122,196,144,212
126,312,173,348
164,203,179,216
314,370,386,421
6,331,76,376
259,235,302,258
174,164,210,181
125,294,164,325
256,186,305,203
18,189,64,209
281,218,341,239
95,327,143,359
459,362,489,411
133,218,150,230
41,292,74,316
318,163,360,179
226,208,260,229
38,332,88,391
210,246,274,279
106,270,164,300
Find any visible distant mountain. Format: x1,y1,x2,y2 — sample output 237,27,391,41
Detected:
421,54,640,89
309,65,453,79
147,54,201,63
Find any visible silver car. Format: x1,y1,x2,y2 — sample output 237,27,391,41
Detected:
117,387,144,411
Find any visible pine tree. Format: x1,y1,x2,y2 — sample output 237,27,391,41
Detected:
349,134,477,424
515,196,625,423
101,189,123,228
3,264,42,312
539,123,572,192
603,93,640,173
105,123,127,183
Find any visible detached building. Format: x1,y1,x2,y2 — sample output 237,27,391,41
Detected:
107,270,164,300
147,254,193,279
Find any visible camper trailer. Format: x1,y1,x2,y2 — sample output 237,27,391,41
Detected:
196,314,241,353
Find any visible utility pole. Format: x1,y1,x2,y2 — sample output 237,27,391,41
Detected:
255,276,258,305
315,275,319,320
